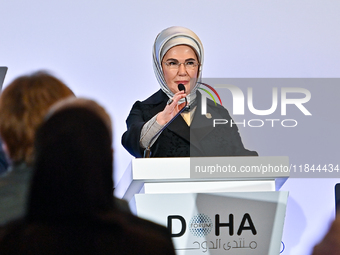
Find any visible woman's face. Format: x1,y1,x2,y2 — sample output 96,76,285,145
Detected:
161,45,199,94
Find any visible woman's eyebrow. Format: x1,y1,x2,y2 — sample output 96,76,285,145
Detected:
164,58,197,62
164,58,179,62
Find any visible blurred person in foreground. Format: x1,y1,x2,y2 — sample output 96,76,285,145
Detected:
312,216,340,255
0,71,75,225
0,98,175,254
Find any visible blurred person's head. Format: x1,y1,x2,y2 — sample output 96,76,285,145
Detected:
48,97,112,141
0,71,74,165
27,99,114,221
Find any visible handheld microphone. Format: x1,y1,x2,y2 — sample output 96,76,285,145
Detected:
178,83,185,92
178,83,188,107
143,84,188,158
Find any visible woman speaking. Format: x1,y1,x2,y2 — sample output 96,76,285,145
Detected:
122,26,257,158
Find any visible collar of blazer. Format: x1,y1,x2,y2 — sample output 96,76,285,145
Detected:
189,92,229,153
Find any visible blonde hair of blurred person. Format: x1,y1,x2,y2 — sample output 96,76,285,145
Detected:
0,71,74,225
0,71,74,165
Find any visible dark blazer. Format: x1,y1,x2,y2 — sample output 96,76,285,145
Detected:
122,90,258,158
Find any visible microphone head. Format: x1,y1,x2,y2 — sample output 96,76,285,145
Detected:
178,84,186,92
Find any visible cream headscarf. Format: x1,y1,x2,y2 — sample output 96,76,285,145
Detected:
152,26,204,105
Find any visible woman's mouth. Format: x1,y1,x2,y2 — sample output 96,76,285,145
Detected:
175,81,189,85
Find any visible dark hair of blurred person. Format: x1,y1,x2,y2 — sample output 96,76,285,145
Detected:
0,71,75,225
30,106,114,220
0,100,175,255
42,97,130,213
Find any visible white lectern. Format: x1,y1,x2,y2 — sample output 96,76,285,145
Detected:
115,157,289,255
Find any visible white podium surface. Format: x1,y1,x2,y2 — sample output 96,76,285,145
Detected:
115,156,289,201
115,156,289,255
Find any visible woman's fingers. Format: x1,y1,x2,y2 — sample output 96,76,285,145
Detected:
178,101,187,111
171,91,186,104
156,92,187,125
164,91,185,108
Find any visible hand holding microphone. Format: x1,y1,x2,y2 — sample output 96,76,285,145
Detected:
144,84,188,158
156,84,187,125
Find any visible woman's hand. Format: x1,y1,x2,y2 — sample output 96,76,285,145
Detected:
156,91,187,125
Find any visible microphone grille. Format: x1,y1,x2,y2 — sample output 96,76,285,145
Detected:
178,84,186,92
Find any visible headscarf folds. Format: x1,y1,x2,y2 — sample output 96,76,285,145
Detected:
152,26,204,105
